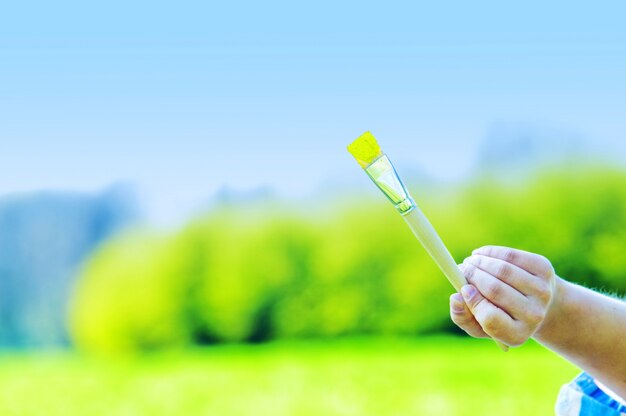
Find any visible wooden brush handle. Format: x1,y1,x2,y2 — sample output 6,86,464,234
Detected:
403,207,509,352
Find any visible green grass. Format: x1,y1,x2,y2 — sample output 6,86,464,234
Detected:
0,336,578,415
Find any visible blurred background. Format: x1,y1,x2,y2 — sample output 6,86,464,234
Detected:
1,1,625,414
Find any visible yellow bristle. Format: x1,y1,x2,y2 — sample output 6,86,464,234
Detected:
347,131,383,168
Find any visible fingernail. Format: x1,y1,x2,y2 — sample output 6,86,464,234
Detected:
450,294,465,313
461,285,476,300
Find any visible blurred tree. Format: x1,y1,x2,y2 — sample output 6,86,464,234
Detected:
70,230,191,353
69,168,626,354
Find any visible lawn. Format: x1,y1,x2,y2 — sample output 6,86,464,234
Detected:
0,336,578,415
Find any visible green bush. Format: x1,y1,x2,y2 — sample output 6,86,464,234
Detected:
69,168,626,353
69,230,192,354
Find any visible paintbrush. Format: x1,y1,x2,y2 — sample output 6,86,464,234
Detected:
347,131,508,351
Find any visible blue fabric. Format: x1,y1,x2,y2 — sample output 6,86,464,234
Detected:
556,373,626,416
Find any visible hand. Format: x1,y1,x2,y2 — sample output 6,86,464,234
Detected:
449,246,557,347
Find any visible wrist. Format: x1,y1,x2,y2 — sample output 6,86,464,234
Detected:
533,275,570,342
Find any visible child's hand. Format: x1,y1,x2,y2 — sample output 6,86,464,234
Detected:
449,246,556,347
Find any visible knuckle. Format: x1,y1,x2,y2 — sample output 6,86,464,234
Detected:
539,257,555,277
482,281,502,300
530,254,554,277
466,296,481,311
480,314,501,335
525,307,546,326
534,282,552,304
463,265,477,281
503,249,517,263
496,263,512,279
537,290,552,305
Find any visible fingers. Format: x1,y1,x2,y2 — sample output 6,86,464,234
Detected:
464,255,549,299
454,246,557,348
460,262,528,320
449,293,488,338
460,284,525,346
472,246,554,278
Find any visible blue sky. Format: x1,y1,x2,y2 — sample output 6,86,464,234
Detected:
1,1,625,224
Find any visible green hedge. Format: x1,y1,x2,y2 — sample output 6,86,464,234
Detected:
69,168,626,353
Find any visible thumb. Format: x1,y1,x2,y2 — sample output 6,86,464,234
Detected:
460,284,513,341
460,284,486,310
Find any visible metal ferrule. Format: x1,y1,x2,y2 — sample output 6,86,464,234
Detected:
364,154,416,215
